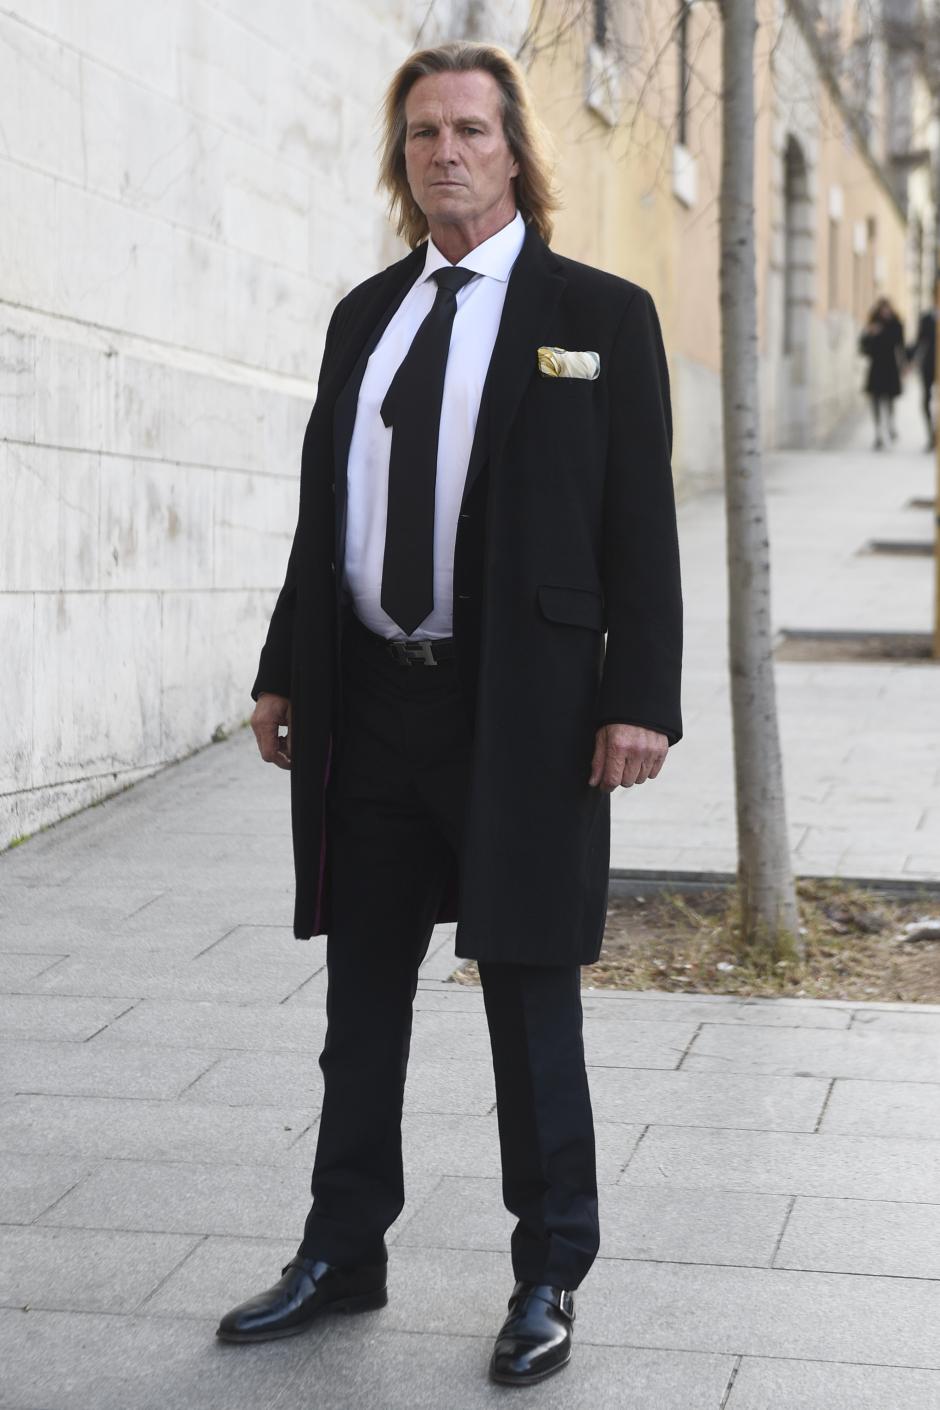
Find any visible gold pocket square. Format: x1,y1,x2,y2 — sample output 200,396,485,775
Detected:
537,346,600,380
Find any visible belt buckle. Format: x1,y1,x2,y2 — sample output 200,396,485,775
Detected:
391,639,437,666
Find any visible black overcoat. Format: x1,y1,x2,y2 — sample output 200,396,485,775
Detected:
251,224,683,966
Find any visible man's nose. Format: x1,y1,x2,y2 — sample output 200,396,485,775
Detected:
432,130,458,164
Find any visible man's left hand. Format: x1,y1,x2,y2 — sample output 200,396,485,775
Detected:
589,723,668,791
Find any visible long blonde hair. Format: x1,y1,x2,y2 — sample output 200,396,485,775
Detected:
378,41,559,249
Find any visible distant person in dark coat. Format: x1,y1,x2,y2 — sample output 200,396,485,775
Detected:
859,297,905,449
906,283,937,451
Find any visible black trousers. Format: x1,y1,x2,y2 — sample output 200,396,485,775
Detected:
921,375,935,441
300,611,600,1289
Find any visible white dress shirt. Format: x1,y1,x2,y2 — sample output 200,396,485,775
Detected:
342,209,526,639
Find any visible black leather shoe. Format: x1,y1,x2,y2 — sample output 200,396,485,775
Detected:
489,1281,575,1386
216,1255,388,1343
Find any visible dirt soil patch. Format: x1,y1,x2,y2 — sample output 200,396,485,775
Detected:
453,879,940,1003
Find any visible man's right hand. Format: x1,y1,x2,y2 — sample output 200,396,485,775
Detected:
251,692,292,770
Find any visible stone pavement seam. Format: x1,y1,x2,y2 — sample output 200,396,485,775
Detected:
812,1078,837,1132
767,1195,797,1267
718,1355,743,1409
24,1168,104,1228
174,1054,228,1098
618,1123,652,1178
374,1173,447,1247
277,965,328,1005
673,1020,704,1068
85,999,142,1042
726,1351,940,1371
190,925,242,960
124,891,168,921
284,1115,320,1153
132,1233,211,1314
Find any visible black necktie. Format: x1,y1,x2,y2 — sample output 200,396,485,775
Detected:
379,265,476,636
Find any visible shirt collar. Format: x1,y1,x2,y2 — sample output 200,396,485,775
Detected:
421,209,526,286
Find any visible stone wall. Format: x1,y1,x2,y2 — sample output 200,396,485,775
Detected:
0,1,424,848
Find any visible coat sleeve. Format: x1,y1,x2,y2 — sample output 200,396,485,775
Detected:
596,287,683,744
250,297,348,702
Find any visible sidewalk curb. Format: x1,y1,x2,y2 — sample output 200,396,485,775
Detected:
609,868,940,898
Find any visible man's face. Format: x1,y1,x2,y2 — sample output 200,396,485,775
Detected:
403,70,520,232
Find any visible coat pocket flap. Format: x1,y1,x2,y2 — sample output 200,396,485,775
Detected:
537,584,605,631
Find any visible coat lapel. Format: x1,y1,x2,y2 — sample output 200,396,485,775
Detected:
331,247,425,485
462,226,566,502
331,247,425,566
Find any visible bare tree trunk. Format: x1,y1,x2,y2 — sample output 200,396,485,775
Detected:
934,300,940,659
719,0,801,956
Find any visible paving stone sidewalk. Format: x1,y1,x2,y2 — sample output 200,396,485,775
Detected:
613,377,940,882
2,726,940,1408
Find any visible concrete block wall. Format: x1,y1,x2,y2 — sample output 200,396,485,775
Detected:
0,0,430,849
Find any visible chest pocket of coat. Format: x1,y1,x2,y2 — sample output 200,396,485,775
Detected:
538,584,605,631
526,372,602,470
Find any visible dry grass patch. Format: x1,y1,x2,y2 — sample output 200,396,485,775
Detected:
453,879,940,1003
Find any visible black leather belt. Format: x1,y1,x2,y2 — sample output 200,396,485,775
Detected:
385,636,456,666
348,611,456,666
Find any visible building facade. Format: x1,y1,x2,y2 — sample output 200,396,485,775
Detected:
515,0,937,486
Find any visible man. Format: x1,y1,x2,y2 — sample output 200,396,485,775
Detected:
218,40,682,1388
907,284,937,450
